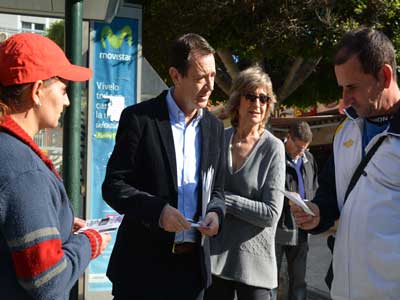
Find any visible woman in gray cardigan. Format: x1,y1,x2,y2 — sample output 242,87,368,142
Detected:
206,66,285,300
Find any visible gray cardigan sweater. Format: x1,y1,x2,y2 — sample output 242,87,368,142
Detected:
210,127,285,289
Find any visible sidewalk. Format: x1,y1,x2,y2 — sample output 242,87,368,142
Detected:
96,234,333,300
306,234,331,299
278,233,331,300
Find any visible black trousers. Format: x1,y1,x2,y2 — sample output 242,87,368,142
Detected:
273,242,308,300
112,251,204,300
205,275,272,300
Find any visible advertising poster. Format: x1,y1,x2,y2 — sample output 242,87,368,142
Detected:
87,16,138,292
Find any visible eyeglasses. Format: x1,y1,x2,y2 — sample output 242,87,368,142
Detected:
244,93,271,105
289,137,309,153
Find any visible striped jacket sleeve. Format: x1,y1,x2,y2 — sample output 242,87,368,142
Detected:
0,169,98,299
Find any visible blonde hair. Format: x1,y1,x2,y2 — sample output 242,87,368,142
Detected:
226,66,276,131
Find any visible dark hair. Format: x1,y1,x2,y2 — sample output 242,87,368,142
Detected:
226,66,276,131
0,77,59,122
169,33,215,77
0,83,31,122
288,121,312,143
334,27,397,80
0,102,9,123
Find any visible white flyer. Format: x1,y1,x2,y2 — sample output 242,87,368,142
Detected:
76,215,124,234
282,190,315,216
186,218,201,228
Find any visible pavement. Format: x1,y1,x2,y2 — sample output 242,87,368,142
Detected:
306,234,331,299
87,233,333,300
278,233,331,300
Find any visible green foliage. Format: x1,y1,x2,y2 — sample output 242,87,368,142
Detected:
142,0,400,107
291,0,400,104
42,1,400,107
285,62,340,107
46,20,64,50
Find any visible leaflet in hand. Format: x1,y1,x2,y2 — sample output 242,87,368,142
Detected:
186,218,201,228
282,190,315,216
76,215,123,234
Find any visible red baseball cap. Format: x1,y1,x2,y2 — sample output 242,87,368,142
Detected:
0,33,92,87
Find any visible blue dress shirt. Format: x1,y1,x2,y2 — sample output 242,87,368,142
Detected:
166,89,203,243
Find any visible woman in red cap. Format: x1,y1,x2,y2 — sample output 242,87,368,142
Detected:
0,33,111,299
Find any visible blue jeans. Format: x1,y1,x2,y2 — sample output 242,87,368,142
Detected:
272,242,308,300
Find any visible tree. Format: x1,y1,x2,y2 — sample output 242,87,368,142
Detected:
140,0,400,107
46,20,64,50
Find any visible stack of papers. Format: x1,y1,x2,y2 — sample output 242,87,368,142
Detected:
281,190,315,216
201,166,214,244
202,166,214,219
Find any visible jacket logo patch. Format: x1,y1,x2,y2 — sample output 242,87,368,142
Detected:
343,139,354,148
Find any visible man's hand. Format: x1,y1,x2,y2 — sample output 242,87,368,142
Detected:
159,204,191,232
73,217,86,233
198,212,219,237
290,202,320,230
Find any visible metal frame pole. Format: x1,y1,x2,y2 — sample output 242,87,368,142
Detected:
64,0,83,215
64,1,84,299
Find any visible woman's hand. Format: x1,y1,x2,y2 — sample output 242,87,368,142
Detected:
72,217,86,233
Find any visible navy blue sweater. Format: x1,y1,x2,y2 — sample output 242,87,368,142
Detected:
0,116,96,299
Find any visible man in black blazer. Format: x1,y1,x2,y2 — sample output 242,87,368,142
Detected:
102,33,225,300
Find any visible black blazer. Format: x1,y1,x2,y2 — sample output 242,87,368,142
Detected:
102,91,225,291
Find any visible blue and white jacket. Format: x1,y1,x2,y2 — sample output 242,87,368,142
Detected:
311,107,400,299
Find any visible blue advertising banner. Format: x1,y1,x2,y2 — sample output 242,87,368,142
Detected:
87,17,138,292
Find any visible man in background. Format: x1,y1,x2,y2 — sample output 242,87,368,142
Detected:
274,121,318,300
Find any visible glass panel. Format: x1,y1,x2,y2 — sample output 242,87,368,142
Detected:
34,23,45,31
21,21,32,29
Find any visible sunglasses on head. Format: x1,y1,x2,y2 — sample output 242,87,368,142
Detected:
244,93,271,105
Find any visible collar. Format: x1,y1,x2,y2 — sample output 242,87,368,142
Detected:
388,108,400,135
0,115,61,179
367,115,393,124
344,105,400,135
343,106,358,120
166,88,203,125
286,152,308,165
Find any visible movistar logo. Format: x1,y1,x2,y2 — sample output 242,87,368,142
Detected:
100,25,133,49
